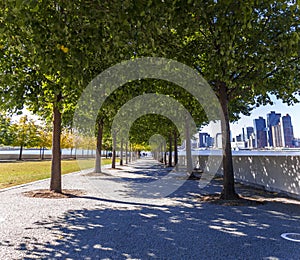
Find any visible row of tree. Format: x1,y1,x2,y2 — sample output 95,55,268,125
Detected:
0,112,146,162
0,114,46,160
0,1,299,199
0,114,101,160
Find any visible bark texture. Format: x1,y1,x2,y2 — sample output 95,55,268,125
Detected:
112,131,116,168
95,120,103,173
168,133,172,167
50,95,62,193
120,139,123,166
218,82,239,200
174,130,178,168
185,117,193,174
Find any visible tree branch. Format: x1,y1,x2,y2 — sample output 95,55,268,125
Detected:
263,57,300,79
231,65,256,82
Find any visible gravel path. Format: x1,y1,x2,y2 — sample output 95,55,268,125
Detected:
0,158,300,259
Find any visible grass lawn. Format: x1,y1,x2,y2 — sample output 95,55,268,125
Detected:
0,158,114,189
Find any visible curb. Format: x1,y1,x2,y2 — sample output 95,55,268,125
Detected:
0,168,94,193
0,160,141,194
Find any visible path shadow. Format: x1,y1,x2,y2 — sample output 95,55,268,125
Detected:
7,159,300,259
11,198,300,259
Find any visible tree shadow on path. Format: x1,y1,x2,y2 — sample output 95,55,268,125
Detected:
13,193,300,259
8,159,300,259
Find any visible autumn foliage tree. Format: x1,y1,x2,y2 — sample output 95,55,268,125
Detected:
10,116,39,160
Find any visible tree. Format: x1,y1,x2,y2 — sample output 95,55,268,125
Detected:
61,128,75,156
102,136,113,159
171,0,299,199
0,113,14,146
129,114,180,165
0,1,115,192
2,1,297,200
36,125,52,160
11,116,39,160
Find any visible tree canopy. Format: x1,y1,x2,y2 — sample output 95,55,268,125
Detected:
0,0,299,198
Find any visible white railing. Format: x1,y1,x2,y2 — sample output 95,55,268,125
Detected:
178,150,300,199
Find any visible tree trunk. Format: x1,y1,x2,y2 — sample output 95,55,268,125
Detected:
50,98,62,193
39,147,45,160
95,120,103,173
185,117,193,175
168,132,172,167
120,138,123,166
218,82,239,200
130,144,133,162
125,142,128,164
112,131,116,168
18,144,23,161
174,130,178,169
159,144,163,162
163,141,167,165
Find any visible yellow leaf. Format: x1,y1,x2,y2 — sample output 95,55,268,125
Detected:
60,45,69,53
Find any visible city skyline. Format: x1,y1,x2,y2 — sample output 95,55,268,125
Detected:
230,95,300,139
199,109,297,149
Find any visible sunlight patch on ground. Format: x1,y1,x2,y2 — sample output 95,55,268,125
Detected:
93,244,113,251
209,225,247,237
139,213,158,218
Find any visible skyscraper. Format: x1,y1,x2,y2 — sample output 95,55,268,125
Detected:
267,111,281,147
199,133,213,148
242,128,245,141
282,114,294,147
254,117,267,148
271,124,283,147
246,127,254,140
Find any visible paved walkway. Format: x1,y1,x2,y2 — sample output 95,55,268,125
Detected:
0,159,300,259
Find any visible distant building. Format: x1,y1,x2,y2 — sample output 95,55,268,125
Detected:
242,128,245,141
199,133,213,148
292,138,300,147
282,114,294,147
271,124,283,147
231,141,246,150
246,127,254,140
254,117,267,148
236,134,242,142
267,111,281,147
248,132,256,148
215,133,222,149
191,137,198,149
